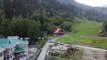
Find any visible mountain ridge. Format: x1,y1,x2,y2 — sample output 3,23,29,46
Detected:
57,0,107,21
0,0,107,21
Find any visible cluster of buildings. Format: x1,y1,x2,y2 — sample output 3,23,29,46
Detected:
0,36,29,60
0,27,64,60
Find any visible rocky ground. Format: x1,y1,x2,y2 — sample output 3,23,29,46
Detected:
74,45,107,60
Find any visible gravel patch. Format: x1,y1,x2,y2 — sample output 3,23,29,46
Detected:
74,45,107,60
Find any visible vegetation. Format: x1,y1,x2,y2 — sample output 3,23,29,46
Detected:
57,37,107,49
49,47,83,60
64,47,83,60
71,20,102,36
0,0,107,45
0,0,73,44
99,20,107,36
57,20,107,49
37,39,48,47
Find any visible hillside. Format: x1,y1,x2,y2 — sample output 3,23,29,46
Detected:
72,19,102,36
57,0,107,21
0,0,107,42
0,0,107,21
0,0,75,40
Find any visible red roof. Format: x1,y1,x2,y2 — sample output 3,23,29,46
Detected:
54,28,64,33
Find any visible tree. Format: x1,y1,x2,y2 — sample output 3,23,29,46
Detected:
52,17,63,26
61,22,72,32
27,20,41,38
10,17,28,37
0,19,11,36
4,0,13,20
10,17,41,38
103,20,107,32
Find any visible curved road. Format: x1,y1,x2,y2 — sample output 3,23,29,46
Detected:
37,38,57,60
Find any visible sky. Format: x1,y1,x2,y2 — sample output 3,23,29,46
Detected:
75,0,107,7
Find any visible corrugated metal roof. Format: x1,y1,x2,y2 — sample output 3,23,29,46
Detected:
8,36,28,45
17,40,29,45
0,36,29,49
0,39,14,48
54,28,61,33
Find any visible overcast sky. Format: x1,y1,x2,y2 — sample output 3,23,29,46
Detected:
75,0,107,7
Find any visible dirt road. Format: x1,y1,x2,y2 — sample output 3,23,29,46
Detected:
74,45,107,60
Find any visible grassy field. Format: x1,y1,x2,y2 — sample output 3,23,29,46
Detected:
56,20,107,49
71,20,102,36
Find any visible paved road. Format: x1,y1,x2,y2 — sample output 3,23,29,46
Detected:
37,38,58,60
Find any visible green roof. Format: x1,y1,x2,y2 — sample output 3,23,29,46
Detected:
13,47,24,53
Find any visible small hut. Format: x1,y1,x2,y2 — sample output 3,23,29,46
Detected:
54,28,64,36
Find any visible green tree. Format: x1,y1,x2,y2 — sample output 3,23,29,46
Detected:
4,0,13,20
52,17,63,26
61,22,72,32
103,20,107,32
0,19,11,36
10,17,41,38
10,17,28,37
27,20,41,38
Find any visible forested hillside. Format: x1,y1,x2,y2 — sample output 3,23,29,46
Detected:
1,0,107,21
57,0,107,21
0,0,107,43
0,0,74,43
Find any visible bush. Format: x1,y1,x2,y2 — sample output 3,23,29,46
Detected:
50,52,60,56
63,47,83,60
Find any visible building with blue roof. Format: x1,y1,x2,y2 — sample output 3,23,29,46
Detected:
0,36,29,60
0,39,15,49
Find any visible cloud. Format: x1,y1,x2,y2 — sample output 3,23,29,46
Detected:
75,0,107,7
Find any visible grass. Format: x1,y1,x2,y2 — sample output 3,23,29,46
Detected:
57,37,92,44
71,20,102,36
38,39,48,47
51,56,67,60
56,19,107,49
57,37,107,49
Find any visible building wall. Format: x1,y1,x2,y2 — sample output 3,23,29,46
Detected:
0,56,3,60
0,51,4,60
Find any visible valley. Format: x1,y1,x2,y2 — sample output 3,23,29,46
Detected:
57,19,107,49
0,0,107,60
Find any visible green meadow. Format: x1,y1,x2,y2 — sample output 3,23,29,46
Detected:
71,20,102,36
57,20,107,49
